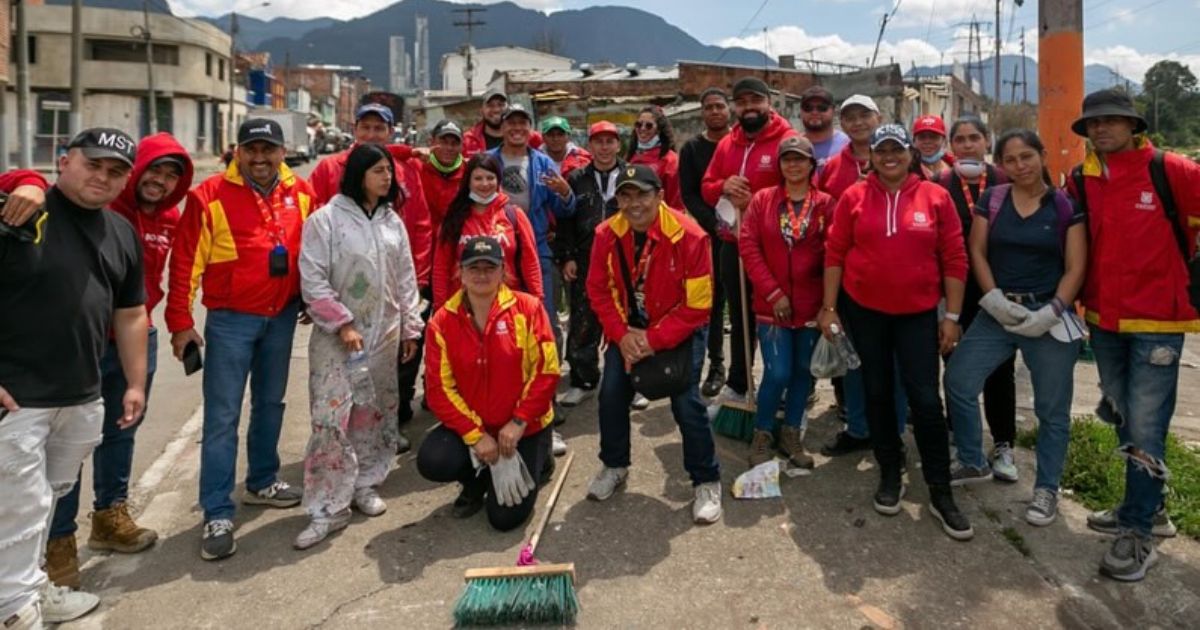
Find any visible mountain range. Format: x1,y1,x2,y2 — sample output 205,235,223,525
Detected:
47,0,1142,100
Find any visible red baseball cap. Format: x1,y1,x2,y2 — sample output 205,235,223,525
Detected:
912,115,946,137
588,121,619,139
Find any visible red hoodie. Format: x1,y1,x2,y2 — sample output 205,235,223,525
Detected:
110,133,194,323
817,142,869,201
309,143,433,288
825,173,967,315
418,156,465,238
629,148,682,210
739,186,836,327
700,112,795,242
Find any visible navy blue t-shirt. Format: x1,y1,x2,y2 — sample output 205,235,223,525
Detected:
974,187,1085,295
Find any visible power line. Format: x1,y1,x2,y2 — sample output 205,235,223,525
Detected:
1084,0,1170,33
715,0,771,63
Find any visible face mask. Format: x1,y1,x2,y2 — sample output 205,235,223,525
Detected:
954,158,985,179
637,136,661,151
469,191,498,205
740,112,768,134
921,148,947,165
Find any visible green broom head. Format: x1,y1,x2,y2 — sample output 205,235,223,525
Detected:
712,401,755,443
453,564,578,627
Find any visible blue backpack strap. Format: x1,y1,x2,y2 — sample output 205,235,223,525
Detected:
985,183,1012,230
1051,189,1077,252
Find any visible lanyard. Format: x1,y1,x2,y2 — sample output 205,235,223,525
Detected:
631,236,654,286
782,193,815,241
251,186,287,245
959,176,980,208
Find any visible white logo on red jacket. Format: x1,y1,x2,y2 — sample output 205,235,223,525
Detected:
495,321,508,334
913,211,929,225
1136,191,1157,211
757,154,774,171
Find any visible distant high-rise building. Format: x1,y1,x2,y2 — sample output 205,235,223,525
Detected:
389,36,410,92
414,15,430,91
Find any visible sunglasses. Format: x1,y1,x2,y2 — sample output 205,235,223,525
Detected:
802,103,831,113
634,122,657,130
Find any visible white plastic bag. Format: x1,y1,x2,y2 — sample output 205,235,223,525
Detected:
732,460,782,499
810,335,848,379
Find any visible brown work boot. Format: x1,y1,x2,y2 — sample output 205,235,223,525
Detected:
88,502,158,553
44,535,81,589
779,426,815,469
748,430,775,467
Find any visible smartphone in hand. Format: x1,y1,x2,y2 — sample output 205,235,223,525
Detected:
183,340,203,375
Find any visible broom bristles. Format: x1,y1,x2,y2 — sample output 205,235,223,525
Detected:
712,401,755,443
453,570,578,627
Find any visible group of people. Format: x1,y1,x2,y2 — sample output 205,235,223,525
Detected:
0,76,1196,629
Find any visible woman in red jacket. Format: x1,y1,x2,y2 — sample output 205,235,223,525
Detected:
818,124,973,541
626,106,683,209
431,154,542,311
418,236,560,530
739,136,834,469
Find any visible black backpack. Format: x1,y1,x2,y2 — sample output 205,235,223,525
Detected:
1071,150,1200,311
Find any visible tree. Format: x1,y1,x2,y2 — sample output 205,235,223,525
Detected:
1138,60,1200,148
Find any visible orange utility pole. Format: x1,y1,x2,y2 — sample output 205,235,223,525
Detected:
1039,0,1085,184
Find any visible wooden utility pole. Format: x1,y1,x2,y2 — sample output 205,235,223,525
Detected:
1039,0,1084,184
994,0,1002,120
452,7,486,97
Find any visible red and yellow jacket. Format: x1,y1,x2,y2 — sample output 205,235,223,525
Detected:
165,163,313,332
585,203,713,350
431,193,543,311
1069,139,1200,333
825,173,967,315
309,143,433,288
739,186,836,327
424,285,559,445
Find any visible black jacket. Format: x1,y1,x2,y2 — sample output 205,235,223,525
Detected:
553,160,624,268
679,133,721,235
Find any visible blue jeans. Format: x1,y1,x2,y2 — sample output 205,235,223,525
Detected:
945,310,1079,490
50,328,158,539
843,363,908,439
597,329,718,485
1090,328,1183,538
754,325,818,431
199,302,299,522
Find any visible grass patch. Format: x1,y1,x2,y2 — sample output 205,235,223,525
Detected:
1001,526,1032,557
1016,416,1200,540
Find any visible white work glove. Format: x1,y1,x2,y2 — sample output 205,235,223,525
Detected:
979,288,1031,327
489,455,535,507
1003,304,1060,338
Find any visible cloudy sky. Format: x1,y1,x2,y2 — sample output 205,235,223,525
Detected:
170,0,1199,82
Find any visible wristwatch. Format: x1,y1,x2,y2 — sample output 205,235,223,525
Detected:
511,418,527,428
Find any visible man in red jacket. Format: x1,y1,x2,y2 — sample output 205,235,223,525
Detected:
1067,89,1200,582
166,119,314,562
540,116,592,177
700,76,794,410
462,88,543,157
585,164,721,525
420,119,467,237
43,133,193,591
817,94,881,200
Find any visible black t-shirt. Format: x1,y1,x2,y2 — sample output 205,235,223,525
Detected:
974,188,1085,295
0,187,145,407
485,131,504,151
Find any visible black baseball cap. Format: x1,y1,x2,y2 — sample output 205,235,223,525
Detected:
614,164,662,193
501,103,532,123
732,76,770,99
482,87,507,105
460,235,504,266
238,118,285,147
800,85,834,106
432,119,464,140
870,124,912,150
67,127,136,167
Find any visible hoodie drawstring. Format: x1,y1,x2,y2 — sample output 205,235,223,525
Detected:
885,190,901,237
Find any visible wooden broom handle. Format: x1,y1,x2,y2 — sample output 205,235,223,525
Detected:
526,450,575,556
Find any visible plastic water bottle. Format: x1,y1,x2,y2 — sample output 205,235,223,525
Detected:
346,350,376,406
828,324,862,370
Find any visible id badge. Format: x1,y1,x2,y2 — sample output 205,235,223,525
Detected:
269,244,288,277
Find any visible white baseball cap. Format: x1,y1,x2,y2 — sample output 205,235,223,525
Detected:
840,94,880,115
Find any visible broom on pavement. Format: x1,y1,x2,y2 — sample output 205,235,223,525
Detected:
453,451,578,627
711,253,757,443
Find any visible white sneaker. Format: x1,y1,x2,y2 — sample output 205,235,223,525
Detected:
2,598,41,630
293,509,351,550
586,467,628,501
551,431,568,457
692,482,723,524
713,385,746,406
353,488,387,517
558,387,593,407
991,444,1019,482
39,582,99,623
631,393,650,410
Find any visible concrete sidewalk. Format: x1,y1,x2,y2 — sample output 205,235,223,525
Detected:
62,328,1200,629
